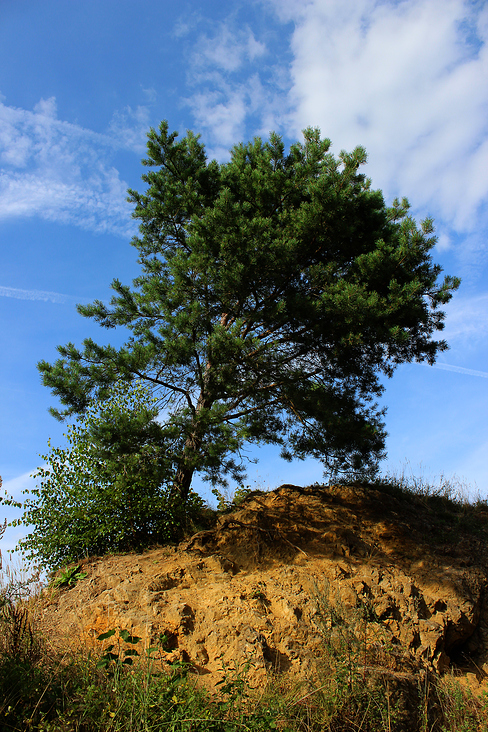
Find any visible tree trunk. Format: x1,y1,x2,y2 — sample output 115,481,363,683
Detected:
171,381,213,503
172,458,195,503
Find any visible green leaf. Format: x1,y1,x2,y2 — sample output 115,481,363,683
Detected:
119,629,142,644
97,629,116,641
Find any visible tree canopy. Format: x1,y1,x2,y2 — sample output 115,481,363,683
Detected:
38,122,460,500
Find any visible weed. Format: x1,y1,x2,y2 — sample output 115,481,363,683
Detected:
310,578,421,731
96,627,143,671
250,582,268,602
212,485,254,512
436,674,488,732
373,462,475,507
52,564,88,588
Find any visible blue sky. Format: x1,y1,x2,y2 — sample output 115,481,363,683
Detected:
1,0,488,552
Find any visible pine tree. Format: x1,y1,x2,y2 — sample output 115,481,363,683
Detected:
38,122,460,501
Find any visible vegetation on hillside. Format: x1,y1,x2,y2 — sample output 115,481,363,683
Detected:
2,473,488,731
14,383,206,570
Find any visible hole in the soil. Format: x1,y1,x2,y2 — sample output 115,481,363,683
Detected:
434,599,447,613
262,643,292,673
154,631,178,651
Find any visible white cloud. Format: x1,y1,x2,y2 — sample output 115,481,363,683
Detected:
266,0,488,238
193,25,266,73
108,104,152,154
428,362,488,379
188,86,249,150
141,86,158,103
182,0,488,257
173,11,204,39
183,19,289,153
0,96,142,237
0,285,108,306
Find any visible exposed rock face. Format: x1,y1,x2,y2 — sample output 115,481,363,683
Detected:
39,484,488,693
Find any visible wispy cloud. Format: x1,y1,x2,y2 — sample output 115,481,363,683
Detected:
108,104,152,154
442,293,488,345
0,96,144,237
2,470,37,501
183,18,290,156
0,285,109,306
192,24,266,73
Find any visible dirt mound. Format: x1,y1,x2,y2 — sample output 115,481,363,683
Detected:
38,483,488,698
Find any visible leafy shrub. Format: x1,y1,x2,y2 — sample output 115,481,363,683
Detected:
52,564,88,588
16,382,205,570
212,484,253,511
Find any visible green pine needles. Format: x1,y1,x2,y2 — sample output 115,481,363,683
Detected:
38,122,459,510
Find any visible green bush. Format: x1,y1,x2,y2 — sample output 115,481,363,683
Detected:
16,382,205,570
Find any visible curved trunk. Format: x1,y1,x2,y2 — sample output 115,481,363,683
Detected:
172,377,213,503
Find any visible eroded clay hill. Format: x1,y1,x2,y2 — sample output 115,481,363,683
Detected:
39,484,488,691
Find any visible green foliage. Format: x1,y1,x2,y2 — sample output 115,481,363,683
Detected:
212,485,253,511
17,382,205,570
434,674,488,732
249,586,267,602
1,596,488,730
38,122,460,500
52,564,87,588
309,580,420,731
0,613,288,732
96,628,143,671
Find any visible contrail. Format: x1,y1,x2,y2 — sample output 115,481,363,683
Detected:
429,363,488,379
0,285,108,305
0,285,76,304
